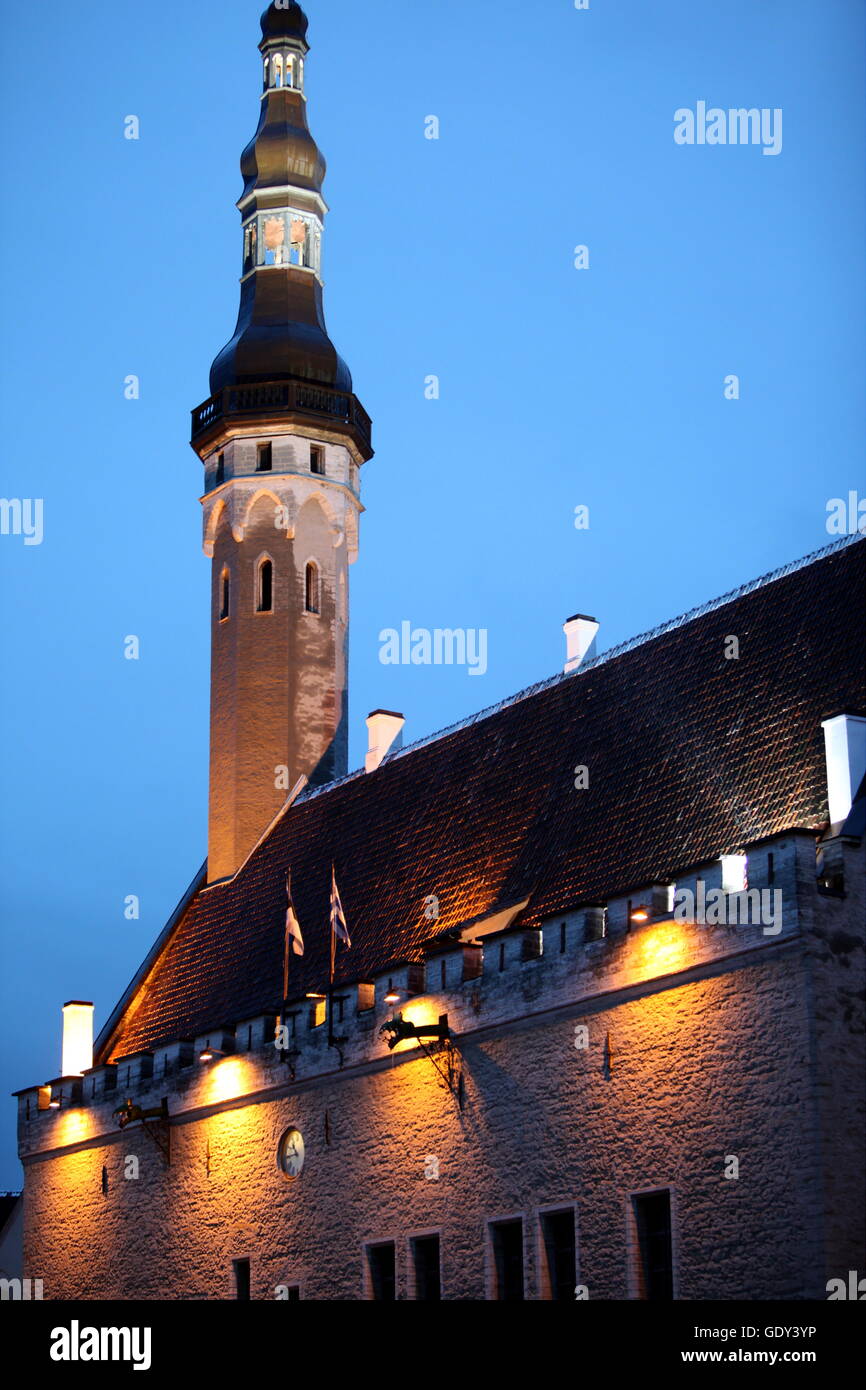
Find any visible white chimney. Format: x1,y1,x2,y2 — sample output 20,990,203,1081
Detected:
563,614,599,673
365,710,405,773
821,713,866,827
62,1001,94,1077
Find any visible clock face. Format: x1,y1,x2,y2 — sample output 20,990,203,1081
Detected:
278,1127,305,1179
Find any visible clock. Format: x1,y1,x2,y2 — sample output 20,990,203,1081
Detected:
278,1127,305,1179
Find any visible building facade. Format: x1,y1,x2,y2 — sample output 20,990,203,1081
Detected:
12,3,866,1302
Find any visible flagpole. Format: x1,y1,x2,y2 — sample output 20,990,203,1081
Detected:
283,869,292,1008
328,863,336,1045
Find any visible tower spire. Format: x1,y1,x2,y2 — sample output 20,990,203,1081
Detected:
191,3,371,883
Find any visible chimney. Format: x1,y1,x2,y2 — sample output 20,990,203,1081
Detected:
563,614,599,673
821,713,866,827
61,1001,94,1077
365,710,405,772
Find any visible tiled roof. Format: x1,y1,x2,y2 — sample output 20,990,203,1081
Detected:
101,536,866,1060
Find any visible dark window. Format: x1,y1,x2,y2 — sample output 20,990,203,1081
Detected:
257,442,273,472
767,853,775,885
412,1235,441,1301
440,959,446,989
101,1166,108,1196
304,562,319,614
367,1243,396,1301
233,1258,251,1301
215,452,225,485
285,1285,300,1301
310,444,325,475
220,569,230,621
257,558,273,613
541,1209,576,1300
559,922,567,953
491,1219,524,1301
634,1191,673,1300
499,943,505,972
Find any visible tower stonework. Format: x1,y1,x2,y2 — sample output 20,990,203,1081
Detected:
191,2,372,883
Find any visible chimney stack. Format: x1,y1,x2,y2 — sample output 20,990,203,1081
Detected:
821,713,866,828
61,1001,94,1077
563,614,599,673
365,710,405,773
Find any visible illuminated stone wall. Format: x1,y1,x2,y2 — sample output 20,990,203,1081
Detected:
17,834,864,1299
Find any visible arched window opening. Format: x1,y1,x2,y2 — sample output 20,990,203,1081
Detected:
263,57,269,89
220,568,230,621
257,558,273,613
273,54,283,88
304,561,319,615
286,55,295,88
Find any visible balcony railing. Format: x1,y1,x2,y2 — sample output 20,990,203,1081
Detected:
191,379,372,453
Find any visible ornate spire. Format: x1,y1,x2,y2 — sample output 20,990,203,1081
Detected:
194,1,371,462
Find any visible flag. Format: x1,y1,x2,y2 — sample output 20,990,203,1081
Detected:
283,871,304,1003
329,865,351,981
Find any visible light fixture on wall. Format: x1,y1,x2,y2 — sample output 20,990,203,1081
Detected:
384,980,401,1004
630,906,650,923
199,1045,224,1063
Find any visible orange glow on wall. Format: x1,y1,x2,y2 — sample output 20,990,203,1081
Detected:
201,1056,254,1106
55,1109,97,1146
636,922,688,976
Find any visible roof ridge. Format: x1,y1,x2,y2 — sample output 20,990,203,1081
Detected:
294,533,863,804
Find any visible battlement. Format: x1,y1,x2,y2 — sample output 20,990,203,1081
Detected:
18,828,855,1162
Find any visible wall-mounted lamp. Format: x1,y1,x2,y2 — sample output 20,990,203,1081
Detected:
383,980,401,1004
630,905,650,923
379,1013,450,1051
199,1046,224,1063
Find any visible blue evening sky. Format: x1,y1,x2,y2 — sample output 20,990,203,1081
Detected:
0,0,864,1187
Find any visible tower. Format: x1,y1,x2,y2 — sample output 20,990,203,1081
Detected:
191,2,372,883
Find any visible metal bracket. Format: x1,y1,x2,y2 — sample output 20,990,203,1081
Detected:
113,1097,171,1166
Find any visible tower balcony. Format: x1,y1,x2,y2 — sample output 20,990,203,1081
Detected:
191,378,373,461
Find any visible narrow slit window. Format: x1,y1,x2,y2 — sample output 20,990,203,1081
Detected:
304,561,319,614
256,441,273,472
490,1219,524,1301
233,1258,251,1301
257,558,273,613
215,452,225,485
633,1191,673,1300
367,1243,396,1301
310,444,325,475
220,568,230,621
412,1235,441,1301
540,1209,576,1300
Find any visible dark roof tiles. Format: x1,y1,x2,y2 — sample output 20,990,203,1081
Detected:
102,537,866,1060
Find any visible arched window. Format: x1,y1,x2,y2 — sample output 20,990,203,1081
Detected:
304,561,319,614
263,57,269,89
220,567,230,621
273,54,283,88
257,558,273,613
